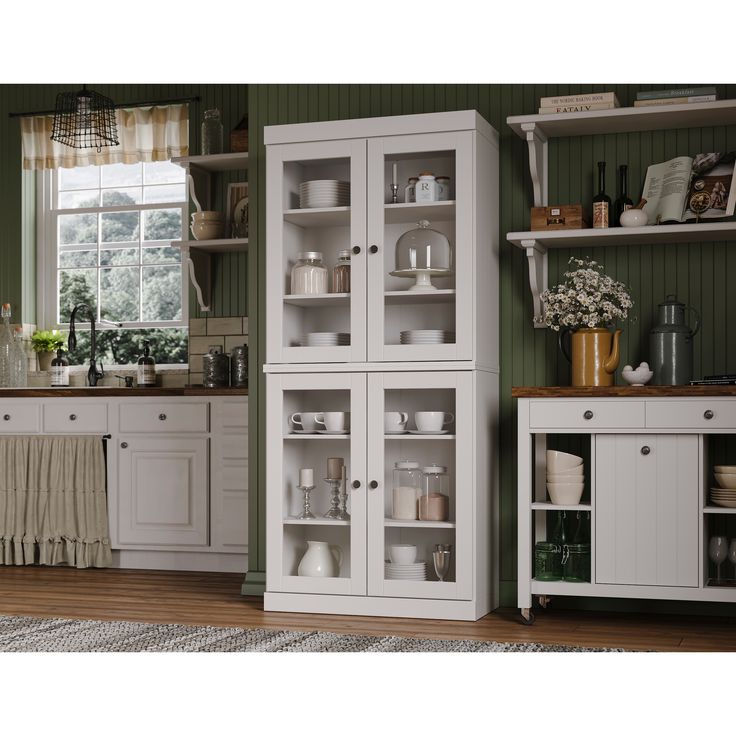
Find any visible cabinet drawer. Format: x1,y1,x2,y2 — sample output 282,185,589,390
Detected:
529,400,645,429
43,403,108,433
646,400,736,429
119,403,208,433
0,403,40,433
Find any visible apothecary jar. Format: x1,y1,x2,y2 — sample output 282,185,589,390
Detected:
419,464,450,521
392,460,422,520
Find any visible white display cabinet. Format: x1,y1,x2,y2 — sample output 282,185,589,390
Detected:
264,111,499,621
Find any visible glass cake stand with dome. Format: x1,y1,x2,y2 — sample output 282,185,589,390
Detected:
390,219,454,291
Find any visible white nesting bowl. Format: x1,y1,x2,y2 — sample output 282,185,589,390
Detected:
547,473,585,483
191,210,223,222
715,466,736,474
546,465,584,478
714,473,736,490
547,482,585,505
389,544,417,565
547,450,583,473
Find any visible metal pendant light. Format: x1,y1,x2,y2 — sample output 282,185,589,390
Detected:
50,85,119,151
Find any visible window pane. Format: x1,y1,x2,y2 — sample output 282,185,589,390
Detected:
143,208,182,241
142,246,181,264
102,187,142,206
100,248,138,266
59,213,97,245
66,327,188,366
59,249,97,268
142,265,182,321
143,183,186,204
101,211,139,243
100,267,139,322
59,269,97,322
58,189,100,209
101,162,142,187
58,166,99,191
144,161,186,185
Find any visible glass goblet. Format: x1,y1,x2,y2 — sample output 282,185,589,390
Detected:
729,539,736,581
709,536,729,583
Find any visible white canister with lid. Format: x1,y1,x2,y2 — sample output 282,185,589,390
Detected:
415,172,437,203
290,251,328,295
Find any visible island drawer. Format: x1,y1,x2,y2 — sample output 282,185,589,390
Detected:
646,400,736,429
119,402,209,433
43,403,108,433
0,403,41,433
529,399,645,430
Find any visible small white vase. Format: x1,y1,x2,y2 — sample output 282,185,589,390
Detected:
620,208,648,227
297,540,342,577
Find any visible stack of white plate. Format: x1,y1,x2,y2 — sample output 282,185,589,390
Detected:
302,332,350,347
711,465,736,507
299,180,350,209
400,329,455,345
385,562,427,581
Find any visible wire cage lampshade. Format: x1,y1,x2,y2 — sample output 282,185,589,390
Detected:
50,86,119,151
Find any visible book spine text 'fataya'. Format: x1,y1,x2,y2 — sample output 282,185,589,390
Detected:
636,86,716,100
539,92,619,106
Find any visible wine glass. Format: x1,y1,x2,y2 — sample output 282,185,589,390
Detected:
709,536,729,583
729,539,736,581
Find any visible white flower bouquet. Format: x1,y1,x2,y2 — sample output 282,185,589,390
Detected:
540,257,633,331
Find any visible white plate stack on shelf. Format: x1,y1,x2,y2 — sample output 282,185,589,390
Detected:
299,180,350,209
301,332,350,347
546,450,585,505
711,466,736,508
400,329,456,345
385,562,428,581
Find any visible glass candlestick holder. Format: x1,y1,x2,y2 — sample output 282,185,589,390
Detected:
338,472,350,521
296,484,315,520
323,477,343,519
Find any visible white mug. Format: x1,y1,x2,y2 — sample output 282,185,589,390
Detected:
315,411,350,432
415,411,454,432
384,411,409,432
289,411,321,433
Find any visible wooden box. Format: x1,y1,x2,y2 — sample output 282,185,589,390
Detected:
531,204,587,230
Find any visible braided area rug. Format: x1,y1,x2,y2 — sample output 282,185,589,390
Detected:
0,615,623,652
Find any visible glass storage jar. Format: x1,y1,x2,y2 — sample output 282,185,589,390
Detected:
392,460,422,520
331,249,351,293
419,464,450,521
562,543,591,582
290,251,328,295
534,542,562,581
436,176,451,201
201,109,223,155
404,176,418,203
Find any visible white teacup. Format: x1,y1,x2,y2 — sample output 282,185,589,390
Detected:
389,544,417,565
384,411,409,432
315,411,350,432
415,411,454,432
289,412,321,433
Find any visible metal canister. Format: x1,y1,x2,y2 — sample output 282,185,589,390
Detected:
203,346,230,388
650,294,700,385
230,344,248,388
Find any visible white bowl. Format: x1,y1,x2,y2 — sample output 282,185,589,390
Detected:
389,544,417,565
547,482,585,505
191,210,223,221
547,473,585,483
714,473,736,489
715,466,736,474
546,465,584,477
546,450,583,472
191,220,225,240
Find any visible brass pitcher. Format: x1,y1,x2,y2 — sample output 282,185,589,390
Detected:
560,327,623,387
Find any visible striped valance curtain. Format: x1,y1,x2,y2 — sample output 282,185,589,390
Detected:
21,103,189,170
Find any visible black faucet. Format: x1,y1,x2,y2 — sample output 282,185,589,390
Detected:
68,303,104,387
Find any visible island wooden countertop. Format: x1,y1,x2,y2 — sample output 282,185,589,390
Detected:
0,386,248,398
512,386,736,398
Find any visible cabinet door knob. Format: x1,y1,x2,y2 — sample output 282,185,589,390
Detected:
2,414,9,421
583,410,594,420
641,446,651,455
120,442,128,449
369,244,379,254
352,245,361,255
69,414,77,421
369,480,378,489
159,413,167,421
352,480,361,489
704,409,714,420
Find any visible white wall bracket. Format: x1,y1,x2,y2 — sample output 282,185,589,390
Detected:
183,245,211,312
521,123,548,207
521,239,547,328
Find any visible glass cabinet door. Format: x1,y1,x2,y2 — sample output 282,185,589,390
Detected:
266,139,367,364
366,371,473,600
266,372,367,595
366,132,474,363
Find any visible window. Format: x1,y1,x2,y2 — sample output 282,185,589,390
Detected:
39,161,188,366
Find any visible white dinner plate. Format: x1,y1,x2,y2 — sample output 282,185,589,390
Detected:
316,430,350,435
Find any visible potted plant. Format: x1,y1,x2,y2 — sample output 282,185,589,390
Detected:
31,329,65,372
540,257,633,387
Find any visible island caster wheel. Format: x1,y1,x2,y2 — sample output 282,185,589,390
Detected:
519,608,535,625
538,595,551,609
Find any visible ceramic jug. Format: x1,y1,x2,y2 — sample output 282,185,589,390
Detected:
650,294,700,385
297,540,342,577
559,327,622,387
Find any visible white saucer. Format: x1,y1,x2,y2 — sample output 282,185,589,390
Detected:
317,430,350,435
385,429,408,434
290,429,317,434
408,429,449,435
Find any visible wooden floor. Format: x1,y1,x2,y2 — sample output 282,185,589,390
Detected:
0,567,734,651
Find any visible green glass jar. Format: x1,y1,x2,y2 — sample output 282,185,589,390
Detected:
534,542,562,581
563,543,591,582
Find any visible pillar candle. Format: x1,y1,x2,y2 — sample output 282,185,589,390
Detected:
327,457,344,479
392,162,398,187
299,468,313,487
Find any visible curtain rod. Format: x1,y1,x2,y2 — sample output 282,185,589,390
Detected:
8,95,200,119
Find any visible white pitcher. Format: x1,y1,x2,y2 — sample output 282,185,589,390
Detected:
297,540,342,577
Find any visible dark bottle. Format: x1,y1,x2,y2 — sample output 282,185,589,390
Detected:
592,161,611,228
50,348,69,387
613,164,634,227
137,339,156,387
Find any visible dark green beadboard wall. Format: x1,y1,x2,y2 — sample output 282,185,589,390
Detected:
247,84,736,606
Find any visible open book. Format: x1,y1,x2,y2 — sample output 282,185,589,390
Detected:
641,154,736,224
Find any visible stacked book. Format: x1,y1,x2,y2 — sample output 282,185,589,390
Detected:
634,87,717,107
538,92,619,114
690,374,736,386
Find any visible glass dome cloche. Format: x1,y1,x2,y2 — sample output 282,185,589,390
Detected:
390,219,454,291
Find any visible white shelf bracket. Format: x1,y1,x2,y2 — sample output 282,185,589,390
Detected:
521,239,547,328
521,123,548,207
183,245,211,312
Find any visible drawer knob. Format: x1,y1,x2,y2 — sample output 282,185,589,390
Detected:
158,413,167,421
583,410,594,420
352,480,361,489
120,442,128,449
369,244,379,254
704,410,715,420
352,245,361,255
2,414,9,421
69,414,77,421
369,480,378,489
641,446,651,456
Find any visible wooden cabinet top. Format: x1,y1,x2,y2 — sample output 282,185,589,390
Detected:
512,386,736,398
0,387,248,398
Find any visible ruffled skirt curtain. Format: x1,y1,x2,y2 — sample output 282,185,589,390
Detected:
0,436,111,568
